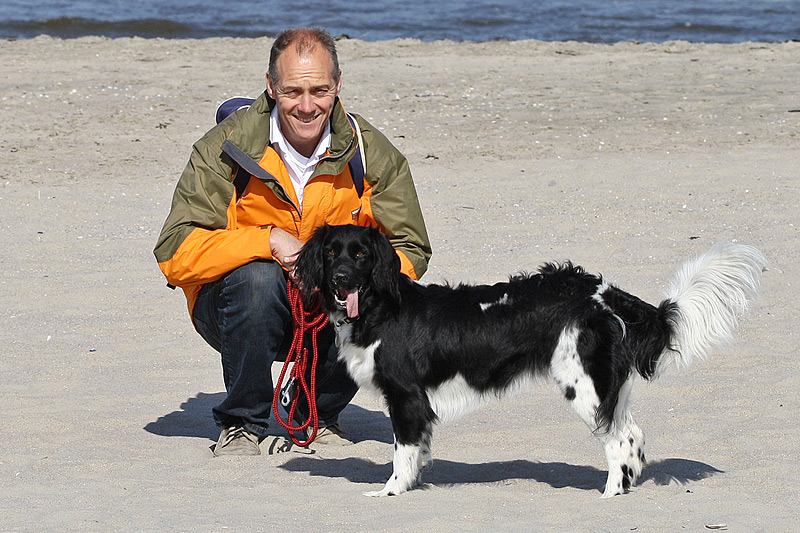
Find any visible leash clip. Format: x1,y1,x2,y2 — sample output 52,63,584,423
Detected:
280,377,296,407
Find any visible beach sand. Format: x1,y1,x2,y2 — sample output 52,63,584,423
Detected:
1,36,798,531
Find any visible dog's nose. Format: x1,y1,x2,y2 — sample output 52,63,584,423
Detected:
333,271,350,286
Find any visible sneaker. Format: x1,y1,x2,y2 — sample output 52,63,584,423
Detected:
213,425,261,456
304,423,354,446
262,435,294,455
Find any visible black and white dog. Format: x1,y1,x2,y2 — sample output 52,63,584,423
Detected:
295,224,766,497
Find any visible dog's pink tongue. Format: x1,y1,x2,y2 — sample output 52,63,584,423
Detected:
346,290,359,318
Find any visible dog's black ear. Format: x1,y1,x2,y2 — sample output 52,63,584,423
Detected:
369,227,402,304
295,224,329,303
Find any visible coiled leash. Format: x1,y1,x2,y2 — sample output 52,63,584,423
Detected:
272,278,329,446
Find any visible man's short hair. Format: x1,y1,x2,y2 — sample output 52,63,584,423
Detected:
268,27,341,87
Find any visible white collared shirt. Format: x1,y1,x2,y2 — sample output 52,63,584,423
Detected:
269,106,331,210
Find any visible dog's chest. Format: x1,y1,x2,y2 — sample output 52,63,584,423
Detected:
333,319,381,389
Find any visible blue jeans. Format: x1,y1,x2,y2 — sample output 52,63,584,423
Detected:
191,259,358,437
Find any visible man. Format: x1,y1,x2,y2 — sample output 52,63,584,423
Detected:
154,28,431,455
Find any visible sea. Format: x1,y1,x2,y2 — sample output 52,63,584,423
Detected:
0,0,798,43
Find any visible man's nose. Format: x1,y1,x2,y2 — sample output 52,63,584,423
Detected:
298,93,315,114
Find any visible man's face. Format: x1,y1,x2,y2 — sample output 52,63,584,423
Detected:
267,45,341,158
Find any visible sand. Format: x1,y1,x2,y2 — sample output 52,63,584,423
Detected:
1,36,798,531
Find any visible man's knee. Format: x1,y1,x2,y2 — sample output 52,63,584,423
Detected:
227,260,287,294
223,260,290,322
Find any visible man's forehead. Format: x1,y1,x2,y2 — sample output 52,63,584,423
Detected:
276,46,334,78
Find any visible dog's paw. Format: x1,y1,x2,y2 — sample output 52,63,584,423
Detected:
363,476,411,497
363,488,394,497
601,474,630,498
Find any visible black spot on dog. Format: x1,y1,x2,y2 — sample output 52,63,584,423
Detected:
621,465,631,491
564,386,576,401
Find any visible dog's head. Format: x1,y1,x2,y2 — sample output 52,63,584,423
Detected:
295,224,402,318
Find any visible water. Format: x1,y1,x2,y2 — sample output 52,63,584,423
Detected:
1,0,798,43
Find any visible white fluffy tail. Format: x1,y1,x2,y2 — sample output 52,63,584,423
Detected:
660,242,766,372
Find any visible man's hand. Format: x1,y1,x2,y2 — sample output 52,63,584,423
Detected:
270,227,304,281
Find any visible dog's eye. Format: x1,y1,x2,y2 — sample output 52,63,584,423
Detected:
355,251,366,259
326,249,335,257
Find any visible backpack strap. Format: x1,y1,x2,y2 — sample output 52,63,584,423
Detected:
215,97,256,200
215,97,365,198
345,113,366,197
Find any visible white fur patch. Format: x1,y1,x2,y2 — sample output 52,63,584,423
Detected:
480,293,510,311
549,326,600,425
426,371,540,424
592,280,627,339
334,320,381,389
426,374,487,424
591,280,610,307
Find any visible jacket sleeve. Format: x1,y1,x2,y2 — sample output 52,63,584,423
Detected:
357,115,432,279
153,123,273,288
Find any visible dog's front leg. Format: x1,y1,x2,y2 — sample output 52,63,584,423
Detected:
364,384,435,496
364,439,424,497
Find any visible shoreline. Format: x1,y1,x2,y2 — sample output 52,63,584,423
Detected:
5,33,799,46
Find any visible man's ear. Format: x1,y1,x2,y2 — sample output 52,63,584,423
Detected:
334,74,342,98
266,73,276,99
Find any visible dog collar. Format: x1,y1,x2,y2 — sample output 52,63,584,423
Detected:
334,315,358,327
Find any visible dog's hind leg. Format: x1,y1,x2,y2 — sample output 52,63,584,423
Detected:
552,329,645,497
597,376,646,497
563,374,646,497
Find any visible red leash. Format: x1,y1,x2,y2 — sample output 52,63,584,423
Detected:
272,278,329,446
